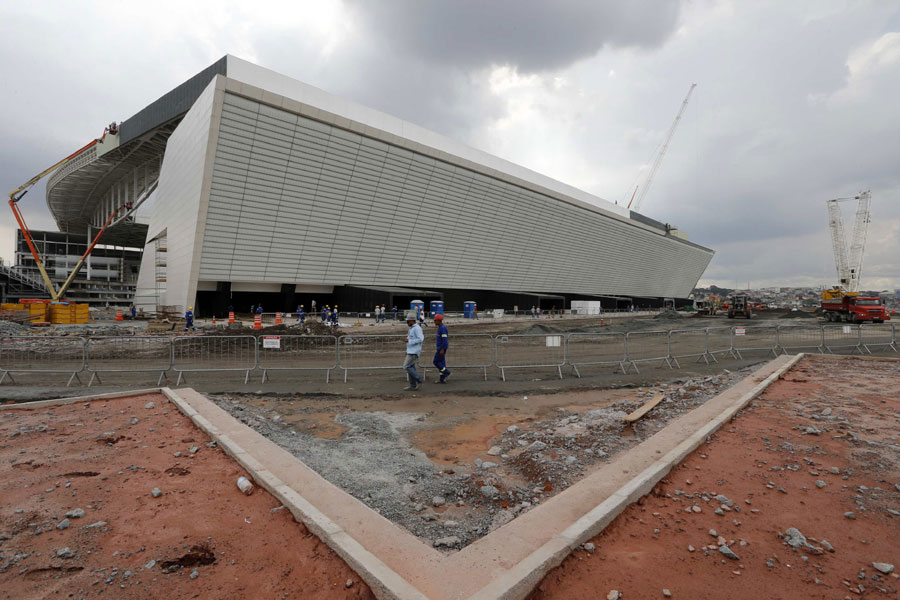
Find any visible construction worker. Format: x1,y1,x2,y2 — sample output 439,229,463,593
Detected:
250,304,255,315
297,305,305,323
184,306,195,332
416,305,427,328
256,304,263,315
381,304,387,323
130,305,137,320
432,314,451,383
374,305,381,324
392,306,398,321
321,305,328,322
332,305,339,326
403,312,425,390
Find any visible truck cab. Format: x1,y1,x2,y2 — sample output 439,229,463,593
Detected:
821,287,890,323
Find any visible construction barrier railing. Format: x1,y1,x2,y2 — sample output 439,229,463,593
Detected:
422,333,494,381
172,335,257,385
731,325,779,359
257,335,338,383
0,323,896,386
338,334,408,382
86,336,173,387
667,328,712,367
624,330,674,373
494,333,566,381
566,333,627,376
0,336,87,386
776,326,825,355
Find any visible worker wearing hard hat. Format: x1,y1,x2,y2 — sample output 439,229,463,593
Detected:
403,312,425,390
184,306,195,332
297,304,305,324
432,314,451,383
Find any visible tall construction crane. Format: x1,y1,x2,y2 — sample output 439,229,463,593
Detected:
826,191,871,293
8,127,132,302
629,83,697,213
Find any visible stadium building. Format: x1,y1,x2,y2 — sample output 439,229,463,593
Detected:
41,56,714,316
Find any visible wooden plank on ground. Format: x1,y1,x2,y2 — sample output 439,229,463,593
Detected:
623,394,665,423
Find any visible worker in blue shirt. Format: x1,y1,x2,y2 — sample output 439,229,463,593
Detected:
130,305,136,320
256,304,263,315
297,305,305,323
432,314,451,383
321,305,328,322
184,306,195,332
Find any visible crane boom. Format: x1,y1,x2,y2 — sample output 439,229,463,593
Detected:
629,83,697,212
826,191,871,293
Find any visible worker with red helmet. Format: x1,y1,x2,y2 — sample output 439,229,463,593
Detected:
432,314,451,383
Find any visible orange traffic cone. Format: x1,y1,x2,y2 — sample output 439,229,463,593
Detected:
228,311,235,324
275,312,283,325
212,315,217,325
115,309,123,321
253,314,262,330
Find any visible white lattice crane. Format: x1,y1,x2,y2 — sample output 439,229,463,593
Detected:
628,83,697,212
826,191,871,293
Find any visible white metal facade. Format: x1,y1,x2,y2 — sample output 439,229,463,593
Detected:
135,61,713,311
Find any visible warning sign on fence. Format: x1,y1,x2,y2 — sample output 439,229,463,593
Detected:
734,328,746,336
546,335,561,347
263,336,281,349
843,326,851,334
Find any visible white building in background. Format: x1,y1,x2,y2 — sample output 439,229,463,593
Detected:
45,56,714,315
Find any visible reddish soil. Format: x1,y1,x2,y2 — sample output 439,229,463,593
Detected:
530,355,900,599
0,392,372,600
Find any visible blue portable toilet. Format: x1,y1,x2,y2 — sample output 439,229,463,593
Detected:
429,300,444,316
463,301,476,319
410,299,425,315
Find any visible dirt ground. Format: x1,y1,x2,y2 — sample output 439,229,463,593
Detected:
0,392,372,600
529,354,900,600
206,365,759,549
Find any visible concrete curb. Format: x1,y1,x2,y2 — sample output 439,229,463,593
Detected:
466,352,805,600
160,387,431,600
0,388,163,411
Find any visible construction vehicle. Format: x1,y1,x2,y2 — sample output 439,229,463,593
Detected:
821,288,889,323
820,191,889,323
727,294,752,319
7,127,132,302
628,83,697,212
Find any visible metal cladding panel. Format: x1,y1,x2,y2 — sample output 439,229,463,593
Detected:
199,93,713,297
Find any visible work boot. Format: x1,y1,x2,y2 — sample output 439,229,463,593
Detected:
441,371,451,382
403,384,418,391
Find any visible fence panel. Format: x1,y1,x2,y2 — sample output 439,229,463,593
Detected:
172,335,257,384
494,334,566,380
859,324,897,353
776,326,824,355
566,333,626,376
423,333,493,381
339,335,408,382
0,336,86,386
668,329,710,366
731,325,778,358
706,326,735,359
624,330,672,372
86,336,173,386
258,335,338,383
823,325,862,354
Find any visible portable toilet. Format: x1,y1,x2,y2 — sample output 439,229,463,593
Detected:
429,300,444,316
410,299,425,316
463,301,476,319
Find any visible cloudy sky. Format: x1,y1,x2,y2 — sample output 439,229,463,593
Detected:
1,0,898,291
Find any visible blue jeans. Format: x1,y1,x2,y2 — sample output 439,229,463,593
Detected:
404,354,423,386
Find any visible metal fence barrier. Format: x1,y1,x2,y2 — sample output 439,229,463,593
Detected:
0,336,87,386
822,325,863,354
566,333,627,376
731,325,778,359
624,330,673,373
339,335,408,382
86,336,173,386
258,335,337,383
494,334,566,381
705,326,735,360
172,335,257,384
422,333,494,381
667,328,711,366
776,326,824,355
859,324,897,353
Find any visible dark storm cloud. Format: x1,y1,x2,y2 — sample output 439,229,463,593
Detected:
346,0,683,73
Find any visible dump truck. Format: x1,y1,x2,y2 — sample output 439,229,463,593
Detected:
821,287,890,323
